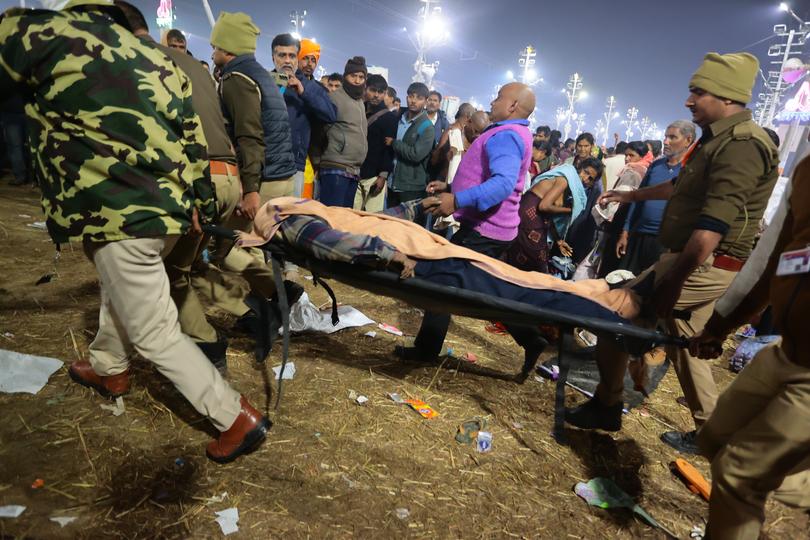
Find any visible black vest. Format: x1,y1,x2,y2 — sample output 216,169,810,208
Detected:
220,54,296,180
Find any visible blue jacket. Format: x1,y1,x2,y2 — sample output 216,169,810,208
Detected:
281,70,337,171
432,109,450,144
220,55,296,181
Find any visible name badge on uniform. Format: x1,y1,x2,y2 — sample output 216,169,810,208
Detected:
776,247,810,276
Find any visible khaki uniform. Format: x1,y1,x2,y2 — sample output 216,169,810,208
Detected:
696,157,810,539
595,110,779,428
354,176,387,213
86,237,241,431
204,178,290,315
164,164,241,341
699,342,810,540
190,72,295,316
154,41,246,343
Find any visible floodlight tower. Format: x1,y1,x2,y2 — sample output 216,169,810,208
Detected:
290,10,307,40
409,0,449,87
756,3,809,127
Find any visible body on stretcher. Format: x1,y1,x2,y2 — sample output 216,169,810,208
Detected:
202,224,688,444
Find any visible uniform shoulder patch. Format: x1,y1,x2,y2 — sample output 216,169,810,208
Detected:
731,122,754,141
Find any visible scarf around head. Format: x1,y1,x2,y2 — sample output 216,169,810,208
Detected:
530,163,588,238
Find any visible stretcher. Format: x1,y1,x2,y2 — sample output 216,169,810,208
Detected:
203,224,687,443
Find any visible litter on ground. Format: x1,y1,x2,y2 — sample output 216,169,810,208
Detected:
0,349,63,394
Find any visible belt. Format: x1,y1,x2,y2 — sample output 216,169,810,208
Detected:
210,160,239,176
713,254,746,272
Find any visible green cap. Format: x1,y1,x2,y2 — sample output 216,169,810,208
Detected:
689,52,759,104
210,12,259,56
65,0,114,7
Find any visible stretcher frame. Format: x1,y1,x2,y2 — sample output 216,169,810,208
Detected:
204,224,687,444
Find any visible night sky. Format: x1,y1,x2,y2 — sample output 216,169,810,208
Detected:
4,0,809,139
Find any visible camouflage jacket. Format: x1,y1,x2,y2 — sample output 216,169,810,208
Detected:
0,6,216,243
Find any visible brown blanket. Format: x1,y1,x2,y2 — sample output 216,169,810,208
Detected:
240,198,641,319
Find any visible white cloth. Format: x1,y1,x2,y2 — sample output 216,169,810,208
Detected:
0,350,62,394
447,128,464,184
436,128,464,232
602,155,626,191
592,185,634,226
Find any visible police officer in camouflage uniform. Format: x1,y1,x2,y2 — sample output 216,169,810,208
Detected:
0,0,268,463
565,52,779,455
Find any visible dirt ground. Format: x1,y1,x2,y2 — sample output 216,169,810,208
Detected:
0,178,807,540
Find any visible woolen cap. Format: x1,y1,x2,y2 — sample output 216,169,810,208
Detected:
210,12,259,56
689,52,759,104
344,56,367,77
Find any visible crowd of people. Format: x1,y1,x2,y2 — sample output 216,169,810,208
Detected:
1,2,808,538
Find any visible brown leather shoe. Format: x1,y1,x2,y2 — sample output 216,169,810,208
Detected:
206,396,271,464
68,360,130,398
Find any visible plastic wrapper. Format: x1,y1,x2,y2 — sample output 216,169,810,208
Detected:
729,336,779,373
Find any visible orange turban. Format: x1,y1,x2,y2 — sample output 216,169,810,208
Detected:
298,38,321,62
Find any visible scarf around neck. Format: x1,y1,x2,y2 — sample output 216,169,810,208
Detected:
343,80,365,100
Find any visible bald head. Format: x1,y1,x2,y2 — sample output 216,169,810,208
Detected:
455,102,475,122
465,110,491,143
490,82,535,123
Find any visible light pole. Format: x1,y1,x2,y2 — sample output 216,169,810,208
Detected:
573,113,586,134
562,73,585,140
756,3,808,127
200,0,215,28
602,95,618,146
594,118,606,143
649,122,659,142
517,45,542,86
408,0,449,88
623,107,639,141
555,106,567,130
290,9,307,39
638,116,652,139
779,2,805,24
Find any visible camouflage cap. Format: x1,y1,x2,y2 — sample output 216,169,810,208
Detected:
39,0,113,9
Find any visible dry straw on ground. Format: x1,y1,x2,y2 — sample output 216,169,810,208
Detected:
0,181,806,539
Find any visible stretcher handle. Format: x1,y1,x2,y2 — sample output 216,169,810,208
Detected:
201,224,239,240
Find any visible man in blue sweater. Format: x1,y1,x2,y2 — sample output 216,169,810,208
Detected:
271,33,337,198
616,120,697,275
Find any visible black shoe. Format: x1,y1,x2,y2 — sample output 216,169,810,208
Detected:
394,345,440,365
660,430,699,454
233,311,259,335
565,397,623,432
9,177,28,186
197,337,228,375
